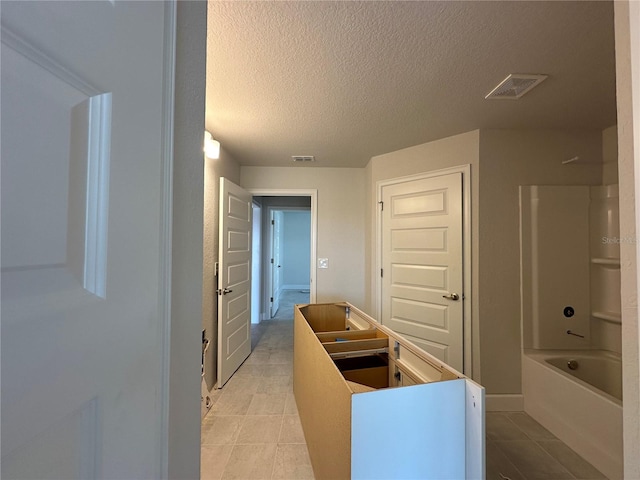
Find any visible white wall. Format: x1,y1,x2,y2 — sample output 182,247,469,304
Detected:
282,210,311,288
614,1,640,476
169,2,207,477
251,203,262,324
241,167,366,309
520,186,592,350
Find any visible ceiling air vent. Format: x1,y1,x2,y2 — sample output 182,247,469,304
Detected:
485,74,548,100
292,155,315,163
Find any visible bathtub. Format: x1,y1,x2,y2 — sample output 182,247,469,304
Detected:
522,350,622,479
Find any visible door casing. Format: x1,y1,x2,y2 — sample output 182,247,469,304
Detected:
248,189,318,314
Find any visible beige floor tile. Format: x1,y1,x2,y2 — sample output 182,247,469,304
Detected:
221,444,277,480
201,444,234,480
235,364,267,377
262,364,293,377
486,413,530,442
247,393,287,415
272,444,314,480
201,415,244,445
220,375,261,395
276,336,294,348
495,440,574,479
279,415,306,444
283,393,298,415
257,375,292,394
212,393,253,416
538,440,606,479
486,441,526,480
267,351,293,365
236,415,284,444
506,412,556,441
245,351,270,365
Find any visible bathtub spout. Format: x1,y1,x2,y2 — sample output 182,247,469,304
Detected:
567,330,585,338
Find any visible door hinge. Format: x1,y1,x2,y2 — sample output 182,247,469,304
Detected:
378,201,384,211
214,262,219,277
271,219,275,225
270,297,274,303
380,268,383,277
270,258,274,264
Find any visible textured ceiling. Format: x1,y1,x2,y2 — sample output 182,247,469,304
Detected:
206,1,616,168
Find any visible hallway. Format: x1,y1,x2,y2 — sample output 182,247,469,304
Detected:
201,291,312,479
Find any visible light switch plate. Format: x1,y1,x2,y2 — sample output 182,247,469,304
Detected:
318,258,329,269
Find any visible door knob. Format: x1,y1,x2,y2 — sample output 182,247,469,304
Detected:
217,287,233,295
442,293,460,301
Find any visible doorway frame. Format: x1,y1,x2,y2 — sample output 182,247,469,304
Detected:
247,189,318,311
265,206,313,318
375,165,473,376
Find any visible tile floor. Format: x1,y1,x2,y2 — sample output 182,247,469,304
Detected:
486,412,606,480
201,290,311,480
201,291,607,480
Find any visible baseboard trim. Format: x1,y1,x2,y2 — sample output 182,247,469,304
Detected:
485,394,524,412
281,285,311,291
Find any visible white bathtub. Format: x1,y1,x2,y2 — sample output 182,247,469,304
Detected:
523,350,623,479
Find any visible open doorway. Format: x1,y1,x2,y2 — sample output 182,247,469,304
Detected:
252,195,314,322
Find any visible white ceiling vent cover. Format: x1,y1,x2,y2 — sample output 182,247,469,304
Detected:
485,74,548,100
292,155,315,162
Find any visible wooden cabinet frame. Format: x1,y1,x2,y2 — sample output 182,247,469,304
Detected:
293,302,485,480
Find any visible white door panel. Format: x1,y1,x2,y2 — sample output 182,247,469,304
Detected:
218,178,252,387
381,173,463,371
1,3,171,478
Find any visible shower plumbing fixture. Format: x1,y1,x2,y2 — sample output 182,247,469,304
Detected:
567,359,579,370
561,156,580,165
566,330,585,338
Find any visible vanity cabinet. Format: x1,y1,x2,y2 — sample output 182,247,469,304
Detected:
293,302,485,480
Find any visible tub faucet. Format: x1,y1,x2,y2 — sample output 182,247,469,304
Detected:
566,330,585,338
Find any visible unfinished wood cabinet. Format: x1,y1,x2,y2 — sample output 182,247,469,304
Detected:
293,302,484,480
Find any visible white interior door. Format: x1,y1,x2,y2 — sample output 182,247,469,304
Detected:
381,172,464,371
270,210,283,317
1,2,173,478
218,178,252,387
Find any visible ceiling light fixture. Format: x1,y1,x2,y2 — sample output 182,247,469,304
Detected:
204,131,220,159
485,74,548,100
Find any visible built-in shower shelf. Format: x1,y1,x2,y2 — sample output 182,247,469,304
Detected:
591,257,621,267
592,310,622,323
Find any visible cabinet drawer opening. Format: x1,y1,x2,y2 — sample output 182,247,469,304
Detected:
298,303,348,332
334,353,389,389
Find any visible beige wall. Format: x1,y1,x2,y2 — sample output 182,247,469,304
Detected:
614,1,640,476
201,149,241,400
241,166,366,309
365,130,480,310
603,125,619,185
365,131,481,378
364,129,604,395
478,130,603,394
